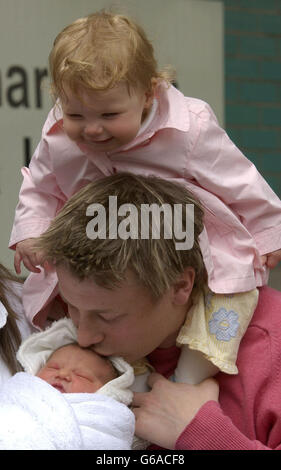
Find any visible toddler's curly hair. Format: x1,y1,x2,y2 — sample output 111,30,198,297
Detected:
49,10,175,101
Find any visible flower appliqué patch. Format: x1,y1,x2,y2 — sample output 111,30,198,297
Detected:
209,308,239,342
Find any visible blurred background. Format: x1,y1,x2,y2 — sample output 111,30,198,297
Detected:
0,0,280,290
224,0,281,291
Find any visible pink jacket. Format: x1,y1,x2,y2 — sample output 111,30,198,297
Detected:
9,83,281,326
148,286,281,450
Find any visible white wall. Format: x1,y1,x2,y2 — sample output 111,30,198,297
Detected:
0,0,223,273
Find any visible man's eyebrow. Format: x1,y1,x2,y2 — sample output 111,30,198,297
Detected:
58,290,112,314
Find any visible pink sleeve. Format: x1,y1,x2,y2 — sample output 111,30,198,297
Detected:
186,103,281,255
9,134,67,248
175,401,280,451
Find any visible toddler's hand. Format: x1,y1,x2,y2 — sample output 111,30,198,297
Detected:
261,249,281,269
14,238,46,274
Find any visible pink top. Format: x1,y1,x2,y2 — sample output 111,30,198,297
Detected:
9,83,281,325
148,286,281,450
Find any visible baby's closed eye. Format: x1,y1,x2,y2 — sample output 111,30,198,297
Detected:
46,362,60,370
73,370,94,382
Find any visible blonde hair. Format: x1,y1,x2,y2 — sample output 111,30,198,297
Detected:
35,173,206,298
0,264,23,375
49,10,175,100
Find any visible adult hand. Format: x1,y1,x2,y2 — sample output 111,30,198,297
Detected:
132,372,219,449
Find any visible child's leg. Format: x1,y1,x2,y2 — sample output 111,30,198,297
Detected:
174,345,219,384
175,286,259,384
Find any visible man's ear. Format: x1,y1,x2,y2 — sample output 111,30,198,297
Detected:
171,267,195,306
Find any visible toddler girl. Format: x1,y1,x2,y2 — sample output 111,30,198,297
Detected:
9,11,281,383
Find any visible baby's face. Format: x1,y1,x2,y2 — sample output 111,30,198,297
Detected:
37,344,116,393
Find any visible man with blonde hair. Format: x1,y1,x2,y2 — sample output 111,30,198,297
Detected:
34,173,281,451
34,172,207,368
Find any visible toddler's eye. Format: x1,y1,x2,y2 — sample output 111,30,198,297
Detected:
102,113,119,118
66,113,83,119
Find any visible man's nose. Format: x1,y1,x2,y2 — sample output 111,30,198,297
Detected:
76,317,104,348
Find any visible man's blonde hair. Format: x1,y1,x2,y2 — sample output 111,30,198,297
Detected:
35,174,206,298
49,10,174,100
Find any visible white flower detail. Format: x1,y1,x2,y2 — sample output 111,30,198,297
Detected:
209,308,239,342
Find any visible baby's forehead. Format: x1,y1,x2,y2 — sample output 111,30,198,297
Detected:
48,343,79,359
47,344,117,381
49,343,110,367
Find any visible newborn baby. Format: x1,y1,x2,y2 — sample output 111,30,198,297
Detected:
36,343,117,394
0,318,137,450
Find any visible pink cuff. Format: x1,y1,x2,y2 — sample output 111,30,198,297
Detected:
175,401,256,450
254,223,281,256
9,219,52,248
